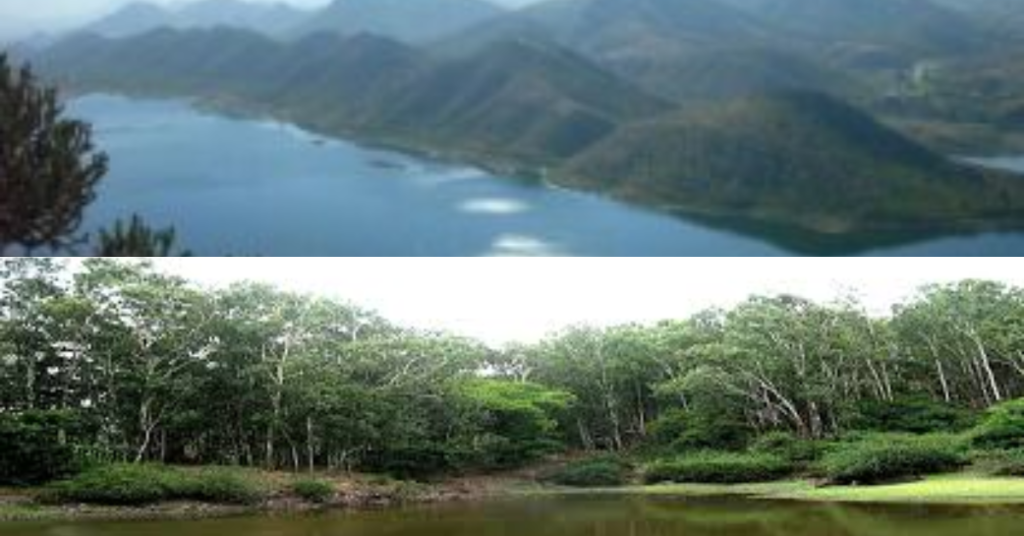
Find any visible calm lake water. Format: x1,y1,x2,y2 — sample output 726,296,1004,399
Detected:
70,94,1024,256
6,495,1024,536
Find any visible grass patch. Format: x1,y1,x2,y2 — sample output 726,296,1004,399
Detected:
566,474,1024,505
44,464,266,506
788,474,1024,504
644,451,793,484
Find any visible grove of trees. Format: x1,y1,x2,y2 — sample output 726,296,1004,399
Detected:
3,259,1024,483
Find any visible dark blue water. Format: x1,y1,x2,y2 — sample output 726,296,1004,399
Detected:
70,94,1024,256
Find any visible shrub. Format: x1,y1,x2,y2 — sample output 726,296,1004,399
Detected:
750,431,821,464
643,452,792,484
972,398,1024,451
819,434,966,485
975,449,1024,477
849,396,977,434
649,409,750,452
174,467,265,505
542,457,633,487
0,410,81,485
45,464,171,505
46,464,266,506
292,479,335,503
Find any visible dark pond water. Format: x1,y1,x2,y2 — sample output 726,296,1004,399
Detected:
69,94,1024,256
5,495,1024,536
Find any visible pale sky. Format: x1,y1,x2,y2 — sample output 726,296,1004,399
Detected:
131,258,1024,346
0,0,540,38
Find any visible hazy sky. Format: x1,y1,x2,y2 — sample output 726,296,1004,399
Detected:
128,258,1024,346
0,0,540,37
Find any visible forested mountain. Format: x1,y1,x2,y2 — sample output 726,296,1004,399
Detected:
34,29,664,165
290,0,505,44
83,0,308,38
932,0,1024,34
721,0,984,58
561,92,1024,232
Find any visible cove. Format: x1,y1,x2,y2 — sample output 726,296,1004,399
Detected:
6,494,1024,536
70,94,1024,256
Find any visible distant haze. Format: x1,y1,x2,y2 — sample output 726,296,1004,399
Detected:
0,0,539,39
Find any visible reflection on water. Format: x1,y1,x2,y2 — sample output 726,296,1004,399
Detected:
6,495,1024,536
69,94,1024,256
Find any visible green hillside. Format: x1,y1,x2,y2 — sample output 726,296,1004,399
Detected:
561,92,1024,232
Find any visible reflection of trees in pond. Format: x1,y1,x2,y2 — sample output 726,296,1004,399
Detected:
15,496,1024,536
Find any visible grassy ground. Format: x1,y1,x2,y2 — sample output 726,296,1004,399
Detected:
555,473,1024,505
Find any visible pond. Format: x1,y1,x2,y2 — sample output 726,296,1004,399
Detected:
69,94,1024,256
5,495,1024,536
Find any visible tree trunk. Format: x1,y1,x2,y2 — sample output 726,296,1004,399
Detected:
936,360,952,403
306,416,315,473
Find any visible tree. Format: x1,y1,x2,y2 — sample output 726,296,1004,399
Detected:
0,54,107,253
95,214,188,257
74,259,216,462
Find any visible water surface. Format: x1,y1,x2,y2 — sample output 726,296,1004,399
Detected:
5,495,1024,536
70,95,1024,256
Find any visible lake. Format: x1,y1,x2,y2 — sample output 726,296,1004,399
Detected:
70,94,1024,256
5,495,1024,536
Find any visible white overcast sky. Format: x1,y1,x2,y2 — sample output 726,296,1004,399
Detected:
130,258,1024,346
0,0,540,37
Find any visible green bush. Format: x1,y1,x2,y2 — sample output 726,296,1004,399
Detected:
975,449,1024,477
643,452,792,484
972,398,1024,451
649,409,750,452
849,396,977,435
46,464,265,506
750,431,822,464
0,410,81,485
542,457,633,487
292,479,335,503
819,434,966,485
174,467,265,505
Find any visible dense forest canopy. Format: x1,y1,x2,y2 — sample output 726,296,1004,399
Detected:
2,259,1024,482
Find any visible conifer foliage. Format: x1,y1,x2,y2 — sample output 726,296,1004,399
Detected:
0,54,108,253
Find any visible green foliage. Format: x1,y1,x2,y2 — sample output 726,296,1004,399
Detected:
46,464,266,506
750,431,822,464
542,456,633,487
292,479,335,503
453,379,574,469
95,214,188,257
0,411,81,485
849,396,977,434
644,452,793,484
977,449,1024,477
819,434,967,485
648,409,750,453
972,398,1024,451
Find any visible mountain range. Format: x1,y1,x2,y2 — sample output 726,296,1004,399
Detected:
83,0,507,43
22,0,1024,235
83,0,308,38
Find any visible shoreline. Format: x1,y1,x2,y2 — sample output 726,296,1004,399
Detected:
6,472,1024,523
65,89,1024,241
